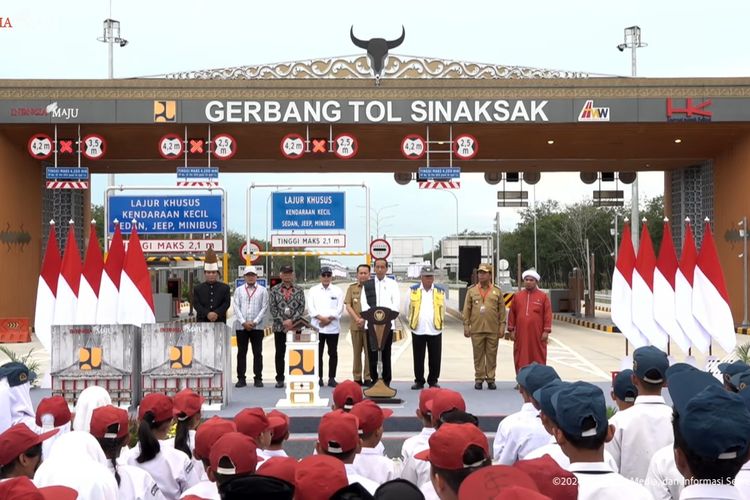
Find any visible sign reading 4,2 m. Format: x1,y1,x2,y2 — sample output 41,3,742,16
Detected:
272,192,345,230
108,195,223,234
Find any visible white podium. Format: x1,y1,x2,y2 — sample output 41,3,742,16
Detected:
276,327,329,408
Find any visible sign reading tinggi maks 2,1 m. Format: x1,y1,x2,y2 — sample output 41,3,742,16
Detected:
107,195,223,234
272,192,345,230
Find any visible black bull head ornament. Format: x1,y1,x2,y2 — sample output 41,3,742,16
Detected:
350,26,405,79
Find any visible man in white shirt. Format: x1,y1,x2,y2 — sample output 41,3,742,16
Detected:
407,266,445,390
361,258,400,386
606,345,673,482
551,382,652,500
668,367,750,500
309,266,345,387
351,399,400,483
493,362,559,464
401,387,440,487
315,410,379,494
232,266,269,388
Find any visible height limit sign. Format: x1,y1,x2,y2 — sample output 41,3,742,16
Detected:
369,238,391,260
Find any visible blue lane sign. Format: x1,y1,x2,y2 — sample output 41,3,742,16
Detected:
46,167,89,180
272,192,345,230
177,167,219,179
418,167,460,180
107,195,223,234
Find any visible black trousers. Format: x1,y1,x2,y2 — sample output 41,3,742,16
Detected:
412,333,442,386
274,331,286,382
236,329,264,382
318,334,339,380
368,335,393,386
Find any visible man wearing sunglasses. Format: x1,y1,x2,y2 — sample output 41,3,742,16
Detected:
309,266,345,387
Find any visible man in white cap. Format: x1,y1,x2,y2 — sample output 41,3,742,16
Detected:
233,265,269,388
507,268,551,373
193,248,231,323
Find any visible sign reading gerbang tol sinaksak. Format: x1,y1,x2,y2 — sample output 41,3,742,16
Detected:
108,195,223,234
272,192,345,230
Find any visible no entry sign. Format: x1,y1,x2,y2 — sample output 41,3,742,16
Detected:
370,238,391,260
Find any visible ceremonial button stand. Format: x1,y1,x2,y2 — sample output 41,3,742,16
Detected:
141,322,231,410
276,319,329,408
51,324,141,408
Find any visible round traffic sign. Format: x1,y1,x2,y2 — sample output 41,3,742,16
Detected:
81,134,106,160
280,133,305,159
239,240,262,264
158,134,184,159
212,133,237,160
27,134,53,160
454,133,478,160
498,259,510,271
333,133,358,159
401,134,426,160
369,238,391,260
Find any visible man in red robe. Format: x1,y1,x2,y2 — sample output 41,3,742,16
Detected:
507,269,552,373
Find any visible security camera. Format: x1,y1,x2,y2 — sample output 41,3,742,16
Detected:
119,39,128,47
617,43,627,52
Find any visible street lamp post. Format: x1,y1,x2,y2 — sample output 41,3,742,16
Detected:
97,18,127,189
617,26,647,250
740,217,749,327
443,190,460,283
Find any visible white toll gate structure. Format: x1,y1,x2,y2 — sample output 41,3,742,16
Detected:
389,236,435,274
439,236,494,280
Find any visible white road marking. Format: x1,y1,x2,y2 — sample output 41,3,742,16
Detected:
547,336,612,380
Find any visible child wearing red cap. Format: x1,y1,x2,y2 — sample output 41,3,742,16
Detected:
164,389,205,480
261,410,291,459
400,387,440,488
127,393,201,499
351,400,400,484
34,396,71,461
180,417,237,500
0,423,57,480
89,405,165,500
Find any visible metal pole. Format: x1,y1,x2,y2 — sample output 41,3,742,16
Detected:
533,184,538,269
495,213,501,272
743,216,749,327
614,213,619,262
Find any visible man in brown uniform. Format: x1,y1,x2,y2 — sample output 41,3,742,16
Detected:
344,264,372,385
462,263,506,391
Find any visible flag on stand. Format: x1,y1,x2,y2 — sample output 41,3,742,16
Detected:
34,221,60,351
675,219,711,353
611,223,649,348
96,222,125,325
631,222,669,350
52,221,81,326
75,221,103,325
692,219,736,352
117,223,155,326
653,219,691,353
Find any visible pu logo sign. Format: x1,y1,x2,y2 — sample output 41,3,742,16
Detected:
79,347,102,370
170,345,193,369
289,349,315,376
578,100,610,122
154,100,177,123
0,18,12,29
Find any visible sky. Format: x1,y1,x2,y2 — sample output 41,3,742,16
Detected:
1,0,745,263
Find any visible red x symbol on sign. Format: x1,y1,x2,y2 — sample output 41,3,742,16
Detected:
58,139,74,154
189,139,205,154
311,139,327,153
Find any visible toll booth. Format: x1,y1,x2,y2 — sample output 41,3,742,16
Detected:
50,324,141,408
567,268,585,316
140,322,231,409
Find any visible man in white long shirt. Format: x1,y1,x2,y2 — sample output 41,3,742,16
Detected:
401,387,440,487
407,266,445,390
606,345,673,482
493,362,558,464
361,258,400,386
309,266,345,387
668,368,750,500
232,266,269,388
551,382,652,500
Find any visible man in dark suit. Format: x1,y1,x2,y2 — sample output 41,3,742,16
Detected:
192,248,231,323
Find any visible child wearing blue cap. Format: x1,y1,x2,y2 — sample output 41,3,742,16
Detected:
669,369,750,499
492,362,559,465
606,345,673,482
610,369,638,412
0,362,37,435
551,381,652,499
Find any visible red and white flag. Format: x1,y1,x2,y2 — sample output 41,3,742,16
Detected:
34,221,61,351
75,221,104,325
117,223,155,326
96,222,125,324
52,221,82,326
631,222,669,349
653,219,691,353
675,220,711,353
692,219,736,352
611,223,648,348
